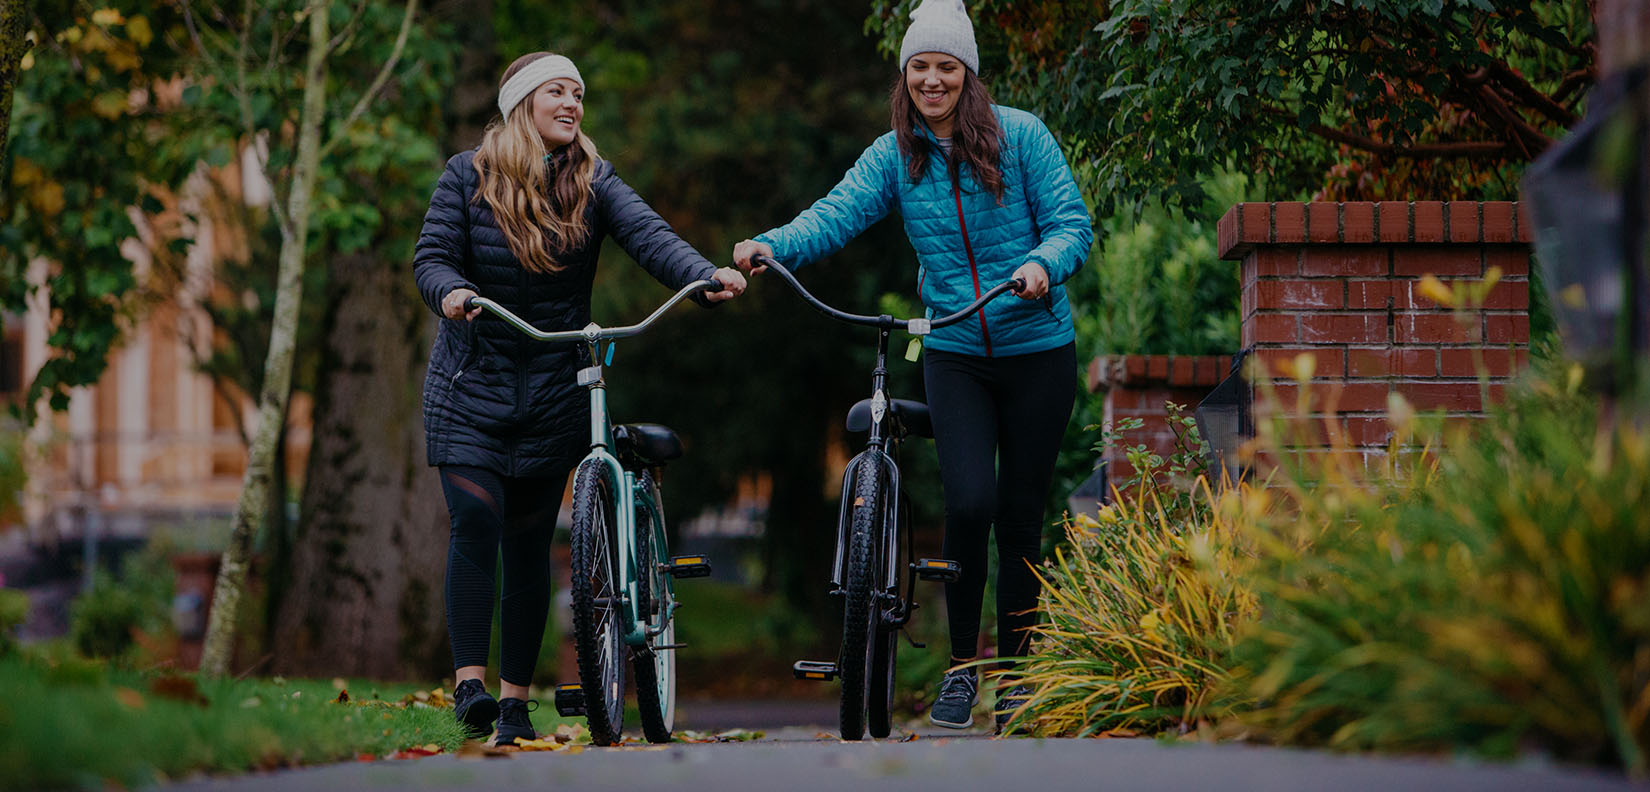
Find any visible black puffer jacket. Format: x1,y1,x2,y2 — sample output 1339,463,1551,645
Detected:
414,150,716,476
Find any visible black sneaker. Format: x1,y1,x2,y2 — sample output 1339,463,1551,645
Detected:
994,684,1032,734
452,679,498,739
927,667,978,729
495,697,539,746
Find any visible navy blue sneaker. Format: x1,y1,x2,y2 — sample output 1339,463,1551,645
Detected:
927,667,978,729
994,684,1032,734
452,679,498,739
495,697,539,746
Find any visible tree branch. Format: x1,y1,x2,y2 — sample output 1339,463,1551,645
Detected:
316,0,419,162
1487,60,1579,127
1472,83,1554,158
1307,122,1510,159
324,0,371,57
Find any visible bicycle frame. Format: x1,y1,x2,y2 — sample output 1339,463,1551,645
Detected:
468,280,715,647
761,256,1022,624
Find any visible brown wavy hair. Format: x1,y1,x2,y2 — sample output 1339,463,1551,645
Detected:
890,66,1005,202
473,52,599,274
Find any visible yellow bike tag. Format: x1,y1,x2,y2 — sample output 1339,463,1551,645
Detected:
904,338,922,362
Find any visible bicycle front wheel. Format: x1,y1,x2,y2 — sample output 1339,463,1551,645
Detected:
838,454,885,740
867,491,905,738
569,459,627,746
631,470,676,744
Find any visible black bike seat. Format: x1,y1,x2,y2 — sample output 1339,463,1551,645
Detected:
614,423,683,466
845,398,932,439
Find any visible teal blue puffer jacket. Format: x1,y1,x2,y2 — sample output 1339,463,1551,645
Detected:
756,105,1091,357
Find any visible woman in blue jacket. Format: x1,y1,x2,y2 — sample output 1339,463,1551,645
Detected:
733,0,1091,732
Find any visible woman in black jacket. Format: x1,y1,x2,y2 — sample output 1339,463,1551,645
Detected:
413,51,745,746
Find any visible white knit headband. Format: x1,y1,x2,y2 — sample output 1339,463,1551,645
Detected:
497,54,585,120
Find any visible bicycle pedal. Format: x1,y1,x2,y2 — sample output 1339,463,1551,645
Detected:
666,555,712,579
914,558,961,582
792,660,838,681
553,683,586,717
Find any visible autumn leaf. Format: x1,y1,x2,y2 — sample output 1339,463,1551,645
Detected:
150,674,210,707
114,687,146,710
332,689,350,704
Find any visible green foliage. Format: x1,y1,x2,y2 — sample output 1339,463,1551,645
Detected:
867,1,1593,211
67,550,174,664
0,589,26,657
0,658,466,790
1234,368,1650,773
1078,168,1260,358
0,423,23,519
2,2,197,413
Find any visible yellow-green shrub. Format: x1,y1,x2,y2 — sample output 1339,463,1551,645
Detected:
1234,370,1650,773
1012,469,1263,737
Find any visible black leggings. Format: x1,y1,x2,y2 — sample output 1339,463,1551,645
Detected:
440,464,571,687
923,342,1075,662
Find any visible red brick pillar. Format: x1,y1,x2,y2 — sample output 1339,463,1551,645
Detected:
1087,354,1232,498
1216,201,1533,469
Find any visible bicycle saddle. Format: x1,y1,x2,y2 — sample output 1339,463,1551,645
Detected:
614,423,683,466
845,398,932,439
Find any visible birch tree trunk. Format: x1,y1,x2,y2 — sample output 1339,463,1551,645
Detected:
198,0,331,677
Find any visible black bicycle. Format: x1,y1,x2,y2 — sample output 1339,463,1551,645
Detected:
758,255,1024,740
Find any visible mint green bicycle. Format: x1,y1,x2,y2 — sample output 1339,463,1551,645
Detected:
466,279,718,745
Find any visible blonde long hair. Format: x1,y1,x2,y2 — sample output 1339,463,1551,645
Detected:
473,52,599,274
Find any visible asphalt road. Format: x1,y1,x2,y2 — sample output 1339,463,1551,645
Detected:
164,703,1642,792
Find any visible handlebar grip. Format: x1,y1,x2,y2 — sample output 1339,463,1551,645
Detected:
703,278,725,293
1011,278,1027,294
463,296,478,312
753,254,779,269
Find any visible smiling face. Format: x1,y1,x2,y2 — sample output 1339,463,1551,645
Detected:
904,52,966,136
530,78,584,148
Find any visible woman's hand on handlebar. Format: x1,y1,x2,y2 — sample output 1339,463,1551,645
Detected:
732,239,774,274
442,288,482,321
1011,261,1050,300
704,267,748,303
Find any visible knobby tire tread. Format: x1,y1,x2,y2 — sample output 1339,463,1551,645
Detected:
570,460,625,746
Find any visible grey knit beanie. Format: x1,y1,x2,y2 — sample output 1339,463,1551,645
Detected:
898,0,979,74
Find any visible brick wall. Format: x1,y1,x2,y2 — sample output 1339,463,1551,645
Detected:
1216,200,1533,470
1087,354,1233,496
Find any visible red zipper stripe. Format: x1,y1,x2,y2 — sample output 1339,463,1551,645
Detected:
951,178,992,356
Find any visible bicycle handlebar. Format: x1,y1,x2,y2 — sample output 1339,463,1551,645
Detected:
753,255,1022,334
461,278,723,343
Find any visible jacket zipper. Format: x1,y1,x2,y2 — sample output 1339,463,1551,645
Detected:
950,172,992,357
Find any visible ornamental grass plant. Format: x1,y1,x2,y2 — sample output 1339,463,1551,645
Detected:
1233,366,1650,773
1021,354,1650,774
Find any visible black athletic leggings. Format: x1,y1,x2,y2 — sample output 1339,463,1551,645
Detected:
923,342,1075,662
440,464,571,687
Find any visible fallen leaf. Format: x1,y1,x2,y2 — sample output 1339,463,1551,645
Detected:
898,733,919,742
332,689,350,704
355,753,378,763
114,687,145,710
149,675,210,707
455,742,514,759
514,738,563,751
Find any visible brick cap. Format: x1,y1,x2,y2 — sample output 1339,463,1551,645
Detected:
1217,201,1531,260
1088,354,1236,392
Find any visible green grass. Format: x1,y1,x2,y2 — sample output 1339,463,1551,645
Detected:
0,650,467,791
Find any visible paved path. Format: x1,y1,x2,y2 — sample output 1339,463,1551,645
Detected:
166,702,1641,792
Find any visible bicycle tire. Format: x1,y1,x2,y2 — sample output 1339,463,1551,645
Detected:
867,491,904,738
631,471,676,744
838,454,884,740
569,459,627,746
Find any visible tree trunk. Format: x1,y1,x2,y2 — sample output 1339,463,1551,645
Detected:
199,0,330,677
271,252,448,679
0,0,29,159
